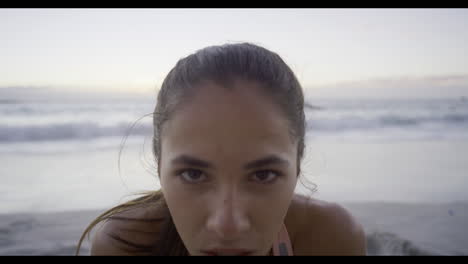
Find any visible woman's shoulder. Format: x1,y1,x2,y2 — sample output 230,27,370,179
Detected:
285,194,367,255
90,204,165,255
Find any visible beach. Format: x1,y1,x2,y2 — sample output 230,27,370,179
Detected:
1,201,467,255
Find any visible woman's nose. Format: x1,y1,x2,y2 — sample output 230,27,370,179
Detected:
205,195,251,241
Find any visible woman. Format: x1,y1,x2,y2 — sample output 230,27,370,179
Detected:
76,43,366,256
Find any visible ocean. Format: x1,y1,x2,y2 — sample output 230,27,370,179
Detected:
1,95,467,255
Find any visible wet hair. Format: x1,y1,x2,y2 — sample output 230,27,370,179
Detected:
77,42,307,255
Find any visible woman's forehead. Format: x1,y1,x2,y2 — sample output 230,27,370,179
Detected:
162,108,294,156
164,81,289,134
160,82,296,161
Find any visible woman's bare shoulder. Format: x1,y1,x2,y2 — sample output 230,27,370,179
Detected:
90,204,165,255
286,194,367,255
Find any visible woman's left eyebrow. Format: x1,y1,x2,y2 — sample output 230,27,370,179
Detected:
170,154,290,169
243,155,290,170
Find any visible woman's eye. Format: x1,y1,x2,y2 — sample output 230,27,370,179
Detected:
178,169,206,183
250,170,280,184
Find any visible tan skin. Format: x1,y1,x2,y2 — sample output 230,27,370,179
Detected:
91,81,367,255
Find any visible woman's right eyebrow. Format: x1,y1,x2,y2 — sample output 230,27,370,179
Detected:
170,154,289,170
244,155,290,169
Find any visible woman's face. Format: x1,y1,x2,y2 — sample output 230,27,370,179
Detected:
159,81,298,256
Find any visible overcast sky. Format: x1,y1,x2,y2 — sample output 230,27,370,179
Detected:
1,8,468,98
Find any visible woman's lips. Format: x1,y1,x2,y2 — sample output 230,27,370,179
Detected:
201,248,253,256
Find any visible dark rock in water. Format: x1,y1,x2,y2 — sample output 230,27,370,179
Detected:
304,102,323,110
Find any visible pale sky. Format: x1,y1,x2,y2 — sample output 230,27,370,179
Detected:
1,8,468,98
